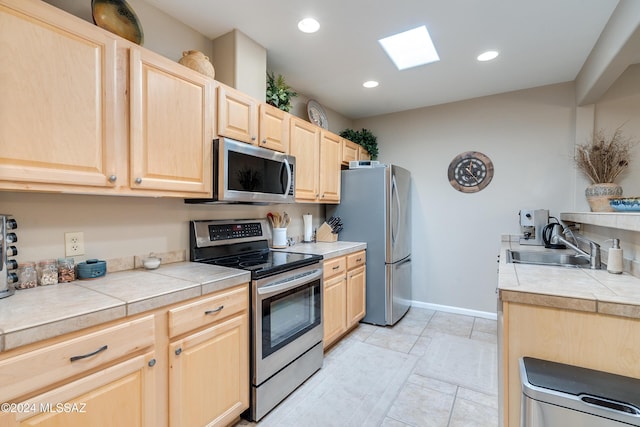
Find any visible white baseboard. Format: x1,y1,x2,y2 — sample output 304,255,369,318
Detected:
411,300,497,321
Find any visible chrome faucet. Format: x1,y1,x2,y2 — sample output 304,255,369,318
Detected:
550,222,601,269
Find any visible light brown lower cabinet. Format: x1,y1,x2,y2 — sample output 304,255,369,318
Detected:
168,301,249,427
0,315,156,427
323,251,366,349
323,273,348,347
500,300,640,427
0,283,250,427
13,352,156,427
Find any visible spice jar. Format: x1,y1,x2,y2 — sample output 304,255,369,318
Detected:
57,257,75,282
37,259,58,285
16,262,37,289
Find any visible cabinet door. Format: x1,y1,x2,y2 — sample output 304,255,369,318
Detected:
359,146,371,161
169,312,249,427
323,274,347,349
16,352,156,427
0,0,119,191
319,131,342,203
217,85,257,144
130,47,213,196
347,265,366,327
342,139,359,166
258,103,289,152
289,117,320,202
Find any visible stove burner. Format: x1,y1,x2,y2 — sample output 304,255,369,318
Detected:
239,253,267,261
240,260,267,268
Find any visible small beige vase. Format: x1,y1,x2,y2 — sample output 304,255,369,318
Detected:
178,50,215,79
585,183,622,212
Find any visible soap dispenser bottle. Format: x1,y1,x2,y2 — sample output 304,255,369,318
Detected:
607,238,623,274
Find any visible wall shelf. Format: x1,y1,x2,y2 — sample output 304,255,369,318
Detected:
560,212,640,232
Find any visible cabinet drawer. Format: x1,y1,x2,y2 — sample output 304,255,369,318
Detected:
347,251,366,269
0,315,154,402
168,284,248,338
323,256,346,279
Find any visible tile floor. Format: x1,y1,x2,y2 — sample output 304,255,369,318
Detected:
236,308,499,427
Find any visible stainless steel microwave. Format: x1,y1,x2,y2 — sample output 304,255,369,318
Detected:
186,137,295,204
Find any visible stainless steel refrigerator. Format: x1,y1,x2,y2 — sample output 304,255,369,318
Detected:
328,164,411,325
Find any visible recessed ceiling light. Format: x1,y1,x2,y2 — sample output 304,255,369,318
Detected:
363,80,379,88
378,25,440,70
477,50,499,62
298,18,320,33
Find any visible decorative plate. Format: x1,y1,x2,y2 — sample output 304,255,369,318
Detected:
91,0,144,45
448,151,494,193
609,197,640,212
307,100,328,129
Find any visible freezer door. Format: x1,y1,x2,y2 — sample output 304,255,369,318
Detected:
386,256,412,325
387,165,411,263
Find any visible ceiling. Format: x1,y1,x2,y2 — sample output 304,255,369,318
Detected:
144,0,620,119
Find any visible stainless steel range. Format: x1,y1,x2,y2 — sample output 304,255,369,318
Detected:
190,219,324,421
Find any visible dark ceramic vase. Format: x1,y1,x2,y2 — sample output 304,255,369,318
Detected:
91,0,144,45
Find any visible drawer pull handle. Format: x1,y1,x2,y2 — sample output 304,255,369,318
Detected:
70,345,108,362
205,305,224,315
356,258,362,262
332,265,340,270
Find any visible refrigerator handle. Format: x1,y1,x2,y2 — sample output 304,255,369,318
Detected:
392,174,401,247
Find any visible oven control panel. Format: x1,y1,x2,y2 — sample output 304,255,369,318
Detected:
208,222,263,241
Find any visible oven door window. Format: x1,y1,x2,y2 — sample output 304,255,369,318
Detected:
262,279,321,358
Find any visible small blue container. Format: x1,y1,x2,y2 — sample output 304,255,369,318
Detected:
77,259,107,279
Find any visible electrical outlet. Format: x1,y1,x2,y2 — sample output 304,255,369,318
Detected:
64,232,85,257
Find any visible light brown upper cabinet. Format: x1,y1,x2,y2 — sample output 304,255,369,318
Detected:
0,0,213,197
289,118,341,203
289,117,320,201
319,130,341,203
342,139,360,166
258,103,290,153
129,47,214,196
217,84,258,144
359,146,371,161
0,0,120,192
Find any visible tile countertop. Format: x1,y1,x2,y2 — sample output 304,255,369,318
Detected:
278,241,367,259
0,241,366,353
498,236,640,319
0,262,250,352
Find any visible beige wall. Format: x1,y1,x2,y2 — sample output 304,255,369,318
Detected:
355,83,579,313
353,65,640,313
289,94,355,135
0,192,324,265
43,0,213,62
579,64,640,267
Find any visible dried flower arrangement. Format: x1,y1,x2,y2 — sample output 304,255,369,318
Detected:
575,127,636,184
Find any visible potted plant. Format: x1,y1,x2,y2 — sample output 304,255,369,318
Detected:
575,127,635,211
339,128,378,160
266,71,297,112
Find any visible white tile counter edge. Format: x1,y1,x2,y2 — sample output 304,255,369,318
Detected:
498,234,640,316
0,262,250,352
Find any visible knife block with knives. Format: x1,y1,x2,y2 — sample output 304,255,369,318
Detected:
316,216,342,242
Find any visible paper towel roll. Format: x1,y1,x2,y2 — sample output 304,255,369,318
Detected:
303,214,313,242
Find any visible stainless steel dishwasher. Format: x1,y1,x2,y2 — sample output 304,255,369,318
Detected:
520,357,640,426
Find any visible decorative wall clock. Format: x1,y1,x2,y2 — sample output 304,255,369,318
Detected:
448,151,494,193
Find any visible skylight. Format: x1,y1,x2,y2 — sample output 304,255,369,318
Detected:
378,25,440,70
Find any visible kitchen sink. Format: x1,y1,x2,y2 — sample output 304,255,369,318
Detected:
505,250,592,268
